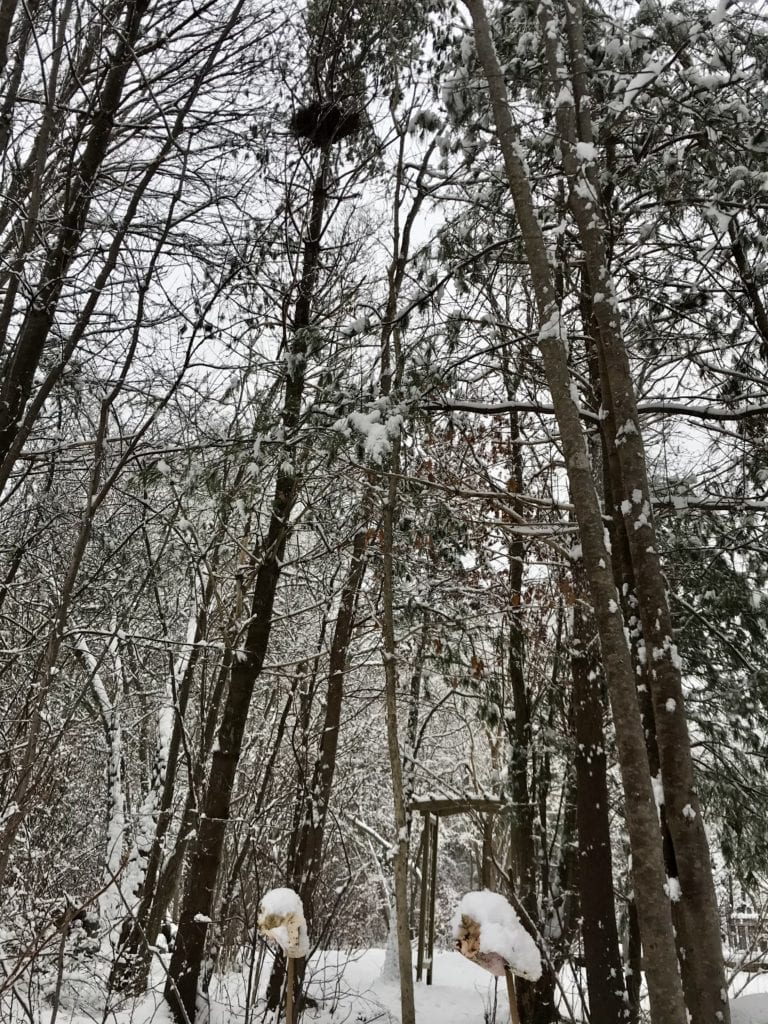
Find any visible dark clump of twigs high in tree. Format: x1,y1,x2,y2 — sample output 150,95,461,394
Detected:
289,100,363,148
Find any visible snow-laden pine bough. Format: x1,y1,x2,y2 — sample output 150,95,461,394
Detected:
258,887,309,1024
453,891,541,1024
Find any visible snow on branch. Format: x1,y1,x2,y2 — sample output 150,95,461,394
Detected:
433,397,768,423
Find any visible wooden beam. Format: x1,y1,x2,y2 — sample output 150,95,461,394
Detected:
416,813,431,982
408,795,504,817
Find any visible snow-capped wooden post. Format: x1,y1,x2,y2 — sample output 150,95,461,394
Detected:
453,891,541,1024
258,888,309,1024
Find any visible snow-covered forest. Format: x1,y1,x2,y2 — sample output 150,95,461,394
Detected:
1,1,768,1022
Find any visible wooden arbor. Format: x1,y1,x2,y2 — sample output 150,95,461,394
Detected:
409,794,504,984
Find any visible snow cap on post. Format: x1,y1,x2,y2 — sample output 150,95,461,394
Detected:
452,890,541,982
258,887,309,959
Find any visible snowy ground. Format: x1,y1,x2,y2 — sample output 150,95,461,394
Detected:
4,946,768,1024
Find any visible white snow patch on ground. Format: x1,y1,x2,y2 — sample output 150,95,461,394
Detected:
732,993,768,1024
6,946,768,1024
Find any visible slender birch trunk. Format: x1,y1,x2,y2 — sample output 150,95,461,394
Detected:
463,3,686,1020
110,569,214,994
76,635,126,935
369,112,434,1024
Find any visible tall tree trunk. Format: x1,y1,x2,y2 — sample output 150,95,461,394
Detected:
580,284,664,1022
503,410,555,1024
624,896,642,1024
506,509,536,914
165,152,330,1024
464,3,686,1020
380,433,416,1024
545,3,728,1019
370,119,433,1024
571,600,627,1022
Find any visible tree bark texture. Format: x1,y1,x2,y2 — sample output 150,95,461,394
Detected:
571,599,628,1023
464,2,686,1020
0,0,19,72
506,501,536,915
503,411,556,1024
380,433,416,1024
544,2,728,1018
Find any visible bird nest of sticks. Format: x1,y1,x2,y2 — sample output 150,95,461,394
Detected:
289,101,363,148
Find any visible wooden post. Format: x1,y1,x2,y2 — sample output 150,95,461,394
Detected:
426,813,439,985
481,816,494,889
416,813,431,981
504,968,521,1024
286,955,296,1024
